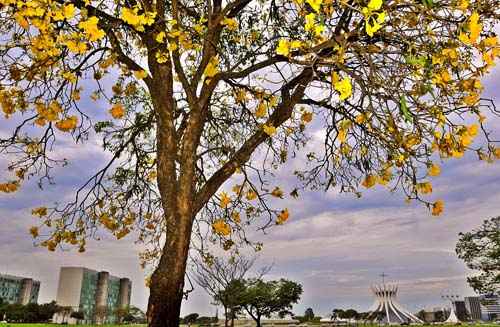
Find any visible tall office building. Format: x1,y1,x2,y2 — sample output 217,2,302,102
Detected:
54,267,132,324
0,273,40,304
465,296,482,320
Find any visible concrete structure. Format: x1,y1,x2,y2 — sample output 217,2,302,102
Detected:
452,301,468,321
480,294,500,321
0,273,40,304
366,283,423,324
53,267,131,324
465,296,482,320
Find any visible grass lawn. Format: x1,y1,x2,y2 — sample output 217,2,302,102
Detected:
0,324,498,327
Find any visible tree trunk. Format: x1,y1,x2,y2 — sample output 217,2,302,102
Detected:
146,209,194,327
146,59,195,327
224,306,229,327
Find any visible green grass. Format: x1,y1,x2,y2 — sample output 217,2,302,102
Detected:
0,324,498,327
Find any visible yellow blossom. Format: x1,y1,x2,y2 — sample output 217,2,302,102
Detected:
246,190,257,200
276,39,290,56
416,182,433,194
78,16,105,41
204,57,219,78
32,206,48,217
55,116,78,132
334,76,353,100
362,174,377,188
432,200,444,216
219,191,231,208
156,31,166,43
212,219,231,236
306,0,322,12
222,17,238,31
29,226,39,238
263,123,277,136
276,208,289,224
428,164,441,177
271,187,284,198
133,70,148,79
109,103,125,119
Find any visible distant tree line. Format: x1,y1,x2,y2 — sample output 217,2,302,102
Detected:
0,298,60,323
180,313,219,325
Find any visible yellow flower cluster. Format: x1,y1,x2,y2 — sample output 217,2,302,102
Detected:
276,39,302,56
0,181,19,193
55,116,78,132
212,219,231,236
120,6,156,32
458,12,482,45
219,191,231,208
78,16,105,41
276,208,289,225
332,72,353,101
109,103,125,119
362,0,386,37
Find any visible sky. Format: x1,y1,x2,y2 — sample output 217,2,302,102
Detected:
1,65,499,319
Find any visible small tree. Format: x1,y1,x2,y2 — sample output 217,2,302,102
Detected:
183,313,200,325
456,216,500,295
331,309,344,320
194,253,269,327
304,308,315,321
70,310,85,324
240,279,302,327
115,307,130,324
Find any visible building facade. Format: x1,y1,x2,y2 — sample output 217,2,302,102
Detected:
54,267,131,324
0,274,40,304
465,296,482,320
480,295,500,321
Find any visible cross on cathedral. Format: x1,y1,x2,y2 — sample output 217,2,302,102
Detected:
380,272,388,284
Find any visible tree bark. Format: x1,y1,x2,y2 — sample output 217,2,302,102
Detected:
146,59,195,327
147,209,194,327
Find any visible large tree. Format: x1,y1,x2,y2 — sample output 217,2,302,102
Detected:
0,0,499,325
456,216,500,295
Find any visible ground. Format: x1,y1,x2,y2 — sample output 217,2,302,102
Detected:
0,324,498,327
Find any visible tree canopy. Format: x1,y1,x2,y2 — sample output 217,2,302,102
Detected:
456,216,500,295
1,0,499,323
239,278,303,327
